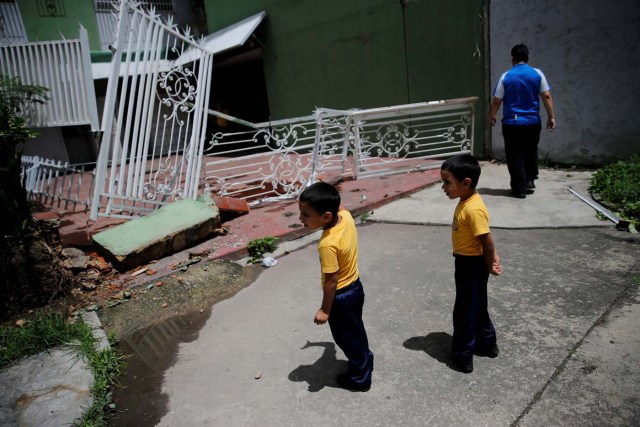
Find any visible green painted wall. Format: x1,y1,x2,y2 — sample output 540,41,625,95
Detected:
214,0,489,155
17,0,102,50
404,0,489,156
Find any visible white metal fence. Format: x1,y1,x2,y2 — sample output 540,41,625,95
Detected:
22,97,476,217
95,0,176,51
202,97,477,205
0,27,99,130
202,110,354,204
91,1,214,220
348,97,477,179
21,156,95,212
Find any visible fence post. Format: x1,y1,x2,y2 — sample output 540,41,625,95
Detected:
90,0,131,220
309,110,325,185
79,26,100,132
352,116,362,180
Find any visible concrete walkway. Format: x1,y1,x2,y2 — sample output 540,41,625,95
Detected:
370,162,605,228
150,163,639,425
3,162,639,426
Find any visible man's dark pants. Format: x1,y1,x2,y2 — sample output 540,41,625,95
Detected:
329,278,374,387
452,255,497,361
502,123,542,195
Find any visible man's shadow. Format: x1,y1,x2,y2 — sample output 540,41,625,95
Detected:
404,332,455,369
476,187,513,197
288,341,347,392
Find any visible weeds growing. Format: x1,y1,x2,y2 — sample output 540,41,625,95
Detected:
591,155,640,228
0,311,124,426
247,236,279,263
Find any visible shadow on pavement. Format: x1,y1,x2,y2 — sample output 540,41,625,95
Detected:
404,332,452,367
288,341,348,392
476,187,513,197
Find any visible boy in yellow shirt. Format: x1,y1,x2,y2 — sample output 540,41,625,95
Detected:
298,182,374,391
441,154,503,373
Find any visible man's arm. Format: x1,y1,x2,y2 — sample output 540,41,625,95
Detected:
479,233,502,276
489,96,503,127
315,271,338,325
540,90,556,131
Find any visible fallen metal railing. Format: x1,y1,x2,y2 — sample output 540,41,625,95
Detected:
202,109,352,205
202,97,477,204
21,155,95,212
345,97,477,179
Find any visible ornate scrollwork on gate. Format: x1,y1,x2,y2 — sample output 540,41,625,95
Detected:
253,124,311,151
443,113,472,151
359,122,419,160
143,157,186,201
262,152,312,196
157,62,197,121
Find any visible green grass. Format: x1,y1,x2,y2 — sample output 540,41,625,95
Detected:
591,155,640,227
0,311,125,426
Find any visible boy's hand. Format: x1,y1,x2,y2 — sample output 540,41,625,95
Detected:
491,253,502,276
314,308,329,325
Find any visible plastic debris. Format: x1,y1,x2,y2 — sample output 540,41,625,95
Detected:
261,257,278,268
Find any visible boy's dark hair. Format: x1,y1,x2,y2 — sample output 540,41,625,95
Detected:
511,44,529,63
299,182,341,216
441,154,481,188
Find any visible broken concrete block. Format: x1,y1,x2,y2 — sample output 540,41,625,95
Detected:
197,194,249,223
92,198,220,271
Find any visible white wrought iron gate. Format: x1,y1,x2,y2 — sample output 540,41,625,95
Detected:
90,1,214,220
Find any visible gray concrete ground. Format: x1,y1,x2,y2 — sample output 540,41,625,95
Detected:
2,163,639,426
155,163,640,425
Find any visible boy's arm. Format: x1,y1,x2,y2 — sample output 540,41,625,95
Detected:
479,232,502,276
315,271,338,325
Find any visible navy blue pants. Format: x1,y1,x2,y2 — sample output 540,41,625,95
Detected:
328,278,374,387
452,255,497,361
503,123,541,194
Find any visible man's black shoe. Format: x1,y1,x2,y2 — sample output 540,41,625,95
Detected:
511,192,526,199
526,180,536,189
450,357,473,373
336,374,371,392
475,345,499,358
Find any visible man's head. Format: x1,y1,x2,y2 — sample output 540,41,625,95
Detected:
298,182,341,229
440,154,481,200
511,44,529,63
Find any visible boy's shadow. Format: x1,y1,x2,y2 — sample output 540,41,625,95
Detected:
476,187,513,197
404,332,454,368
288,341,347,392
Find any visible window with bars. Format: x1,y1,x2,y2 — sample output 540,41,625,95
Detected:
94,0,174,13
0,0,27,42
36,0,66,17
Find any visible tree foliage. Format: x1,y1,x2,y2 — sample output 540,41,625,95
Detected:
0,75,58,317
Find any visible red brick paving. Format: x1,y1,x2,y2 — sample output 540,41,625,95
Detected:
37,168,441,289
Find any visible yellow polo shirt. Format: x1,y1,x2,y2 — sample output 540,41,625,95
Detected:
452,192,490,256
318,210,359,290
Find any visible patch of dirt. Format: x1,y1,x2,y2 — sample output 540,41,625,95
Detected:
97,260,263,337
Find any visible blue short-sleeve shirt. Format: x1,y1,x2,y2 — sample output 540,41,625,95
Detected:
493,63,551,126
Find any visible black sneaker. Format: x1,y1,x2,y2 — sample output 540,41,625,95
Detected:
336,374,371,392
475,345,499,358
